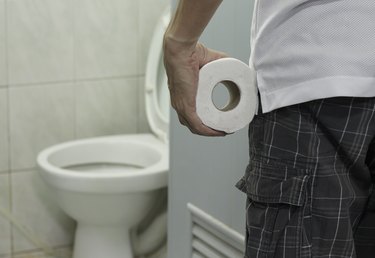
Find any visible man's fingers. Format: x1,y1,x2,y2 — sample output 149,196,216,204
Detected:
196,43,229,68
188,114,226,136
171,90,227,136
164,40,228,137
177,112,226,137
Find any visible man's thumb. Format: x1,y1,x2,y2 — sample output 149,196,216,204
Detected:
197,43,229,68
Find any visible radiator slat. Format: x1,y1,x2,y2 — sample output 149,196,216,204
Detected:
192,251,206,258
188,203,245,258
192,238,225,258
192,225,243,258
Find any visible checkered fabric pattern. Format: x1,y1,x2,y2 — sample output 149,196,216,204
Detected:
235,97,375,258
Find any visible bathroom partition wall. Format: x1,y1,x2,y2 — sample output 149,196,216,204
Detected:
168,1,254,257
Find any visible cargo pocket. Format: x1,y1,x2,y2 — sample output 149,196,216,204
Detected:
244,162,310,258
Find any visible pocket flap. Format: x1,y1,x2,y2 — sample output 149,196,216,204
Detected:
243,162,310,206
246,173,309,206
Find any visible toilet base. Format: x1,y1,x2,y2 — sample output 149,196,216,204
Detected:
73,223,133,258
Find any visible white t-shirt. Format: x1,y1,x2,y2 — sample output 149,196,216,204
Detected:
251,0,375,113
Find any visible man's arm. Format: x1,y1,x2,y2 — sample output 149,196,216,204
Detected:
165,0,222,45
163,0,227,136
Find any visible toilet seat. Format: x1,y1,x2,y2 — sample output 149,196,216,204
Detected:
37,10,171,193
145,10,170,142
38,134,168,193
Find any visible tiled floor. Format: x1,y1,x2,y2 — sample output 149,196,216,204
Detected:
10,243,166,258
12,246,72,258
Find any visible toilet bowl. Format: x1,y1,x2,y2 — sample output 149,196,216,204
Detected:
37,10,170,258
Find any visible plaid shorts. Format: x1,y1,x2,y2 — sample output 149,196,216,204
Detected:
235,97,375,258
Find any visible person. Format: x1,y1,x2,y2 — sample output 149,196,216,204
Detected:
163,0,375,257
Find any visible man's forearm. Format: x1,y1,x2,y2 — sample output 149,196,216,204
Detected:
165,0,222,45
163,0,227,137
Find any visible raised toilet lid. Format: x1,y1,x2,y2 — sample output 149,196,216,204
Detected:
145,9,171,142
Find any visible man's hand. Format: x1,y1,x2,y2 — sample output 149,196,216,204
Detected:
163,37,227,136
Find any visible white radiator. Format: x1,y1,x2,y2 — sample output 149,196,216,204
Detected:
187,203,245,258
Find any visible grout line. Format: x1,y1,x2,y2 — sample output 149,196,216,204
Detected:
3,0,8,88
4,0,10,172
11,244,73,258
137,0,141,74
7,170,13,257
136,77,141,134
5,88,10,175
0,170,10,175
8,167,37,174
3,0,14,255
72,0,77,140
7,74,143,88
136,1,141,134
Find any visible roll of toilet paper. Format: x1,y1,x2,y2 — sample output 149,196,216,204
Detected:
196,58,258,133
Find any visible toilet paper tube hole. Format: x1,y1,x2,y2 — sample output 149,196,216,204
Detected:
211,81,241,111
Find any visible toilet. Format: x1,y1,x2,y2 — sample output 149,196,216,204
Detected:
37,10,170,258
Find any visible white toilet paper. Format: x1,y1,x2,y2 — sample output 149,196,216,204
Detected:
196,58,258,133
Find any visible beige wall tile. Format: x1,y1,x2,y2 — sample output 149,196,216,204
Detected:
0,0,6,86
7,0,74,85
9,83,75,170
0,89,8,172
76,78,138,138
0,173,11,256
75,0,138,79
11,170,75,252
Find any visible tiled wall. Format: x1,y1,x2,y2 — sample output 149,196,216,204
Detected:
0,0,169,257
